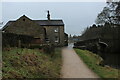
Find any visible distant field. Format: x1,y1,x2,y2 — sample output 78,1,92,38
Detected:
2,48,62,78
75,49,119,78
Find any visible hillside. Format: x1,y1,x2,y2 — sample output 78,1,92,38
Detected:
2,48,62,78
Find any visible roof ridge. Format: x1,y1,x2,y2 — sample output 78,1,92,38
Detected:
34,19,63,21
9,20,16,22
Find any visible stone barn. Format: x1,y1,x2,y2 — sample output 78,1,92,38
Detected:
2,15,45,45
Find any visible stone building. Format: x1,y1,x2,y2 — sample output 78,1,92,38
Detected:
35,11,65,46
2,11,68,46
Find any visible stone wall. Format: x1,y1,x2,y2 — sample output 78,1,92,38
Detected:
2,33,34,48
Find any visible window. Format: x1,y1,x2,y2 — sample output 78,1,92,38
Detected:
23,19,25,21
54,27,58,32
55,36,59,43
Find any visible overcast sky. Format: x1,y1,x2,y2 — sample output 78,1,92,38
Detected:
2,2,106,36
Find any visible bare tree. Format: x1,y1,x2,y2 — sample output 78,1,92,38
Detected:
95,1,120,25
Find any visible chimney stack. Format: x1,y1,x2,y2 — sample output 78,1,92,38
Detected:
47,10,50,20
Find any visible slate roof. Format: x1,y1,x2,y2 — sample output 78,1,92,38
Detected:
5,21,15,26
2,21,15,30
34,20,64,26
2,19,64,30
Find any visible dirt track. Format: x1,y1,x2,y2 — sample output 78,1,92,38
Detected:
61,44,99,78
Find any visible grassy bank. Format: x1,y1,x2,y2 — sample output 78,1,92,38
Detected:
2,47,62,78
74,49,119,78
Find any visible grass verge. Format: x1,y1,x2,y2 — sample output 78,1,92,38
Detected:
74,49,119,78
2,47,62,78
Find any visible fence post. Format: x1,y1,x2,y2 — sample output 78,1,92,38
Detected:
18,40,21,48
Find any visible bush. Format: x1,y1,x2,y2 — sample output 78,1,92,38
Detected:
43,44,55,54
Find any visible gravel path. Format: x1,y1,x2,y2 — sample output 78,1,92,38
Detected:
61,44,99,78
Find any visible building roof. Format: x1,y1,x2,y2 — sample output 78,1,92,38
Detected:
2,19,64,30
2,21,15,30
2,15,64,31
5,21,15,26
34,20,64,26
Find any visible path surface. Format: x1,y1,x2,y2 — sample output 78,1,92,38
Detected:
61,43,99,78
